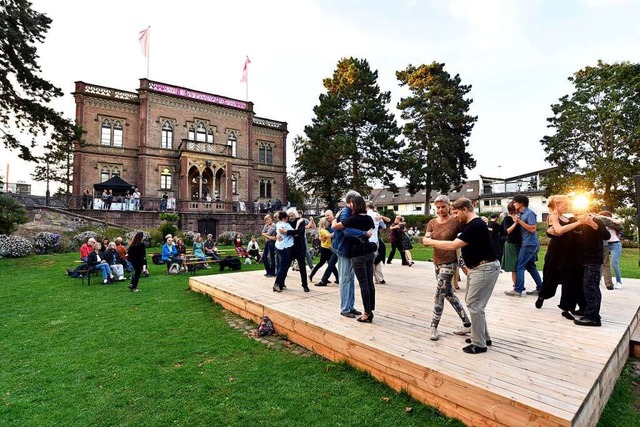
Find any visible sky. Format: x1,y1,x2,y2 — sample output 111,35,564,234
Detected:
2,0,639,196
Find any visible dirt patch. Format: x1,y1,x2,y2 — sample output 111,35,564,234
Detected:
224,311,314,357
630,358,640,410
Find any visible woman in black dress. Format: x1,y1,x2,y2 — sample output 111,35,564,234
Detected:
128,231,147,292
535,195,585,318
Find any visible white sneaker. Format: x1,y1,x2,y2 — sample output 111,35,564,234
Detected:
103,279,108,284
118,276,125,281
430,327,439,341
453,325,471,335
614,282,623,289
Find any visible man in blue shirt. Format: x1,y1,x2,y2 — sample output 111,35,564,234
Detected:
331,190,368,318
505,194,542,297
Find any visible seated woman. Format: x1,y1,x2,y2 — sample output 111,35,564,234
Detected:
103,242,125,281
161,236,183,273
175,238,187,257
87,242,115,284
246,237,261,262
193,234,210,268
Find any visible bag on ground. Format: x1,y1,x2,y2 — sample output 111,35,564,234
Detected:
257,316,274,337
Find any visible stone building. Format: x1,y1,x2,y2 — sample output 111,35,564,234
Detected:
72,79,288,214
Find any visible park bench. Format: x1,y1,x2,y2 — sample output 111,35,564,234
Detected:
183,256,219,276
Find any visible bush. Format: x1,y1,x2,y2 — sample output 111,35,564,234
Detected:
0,194,29,235
217,231,238,246
158,222,178,240
0,234,33,258
33,232,62,254
124,230,152,247
181,230,197,246
72,230,101,250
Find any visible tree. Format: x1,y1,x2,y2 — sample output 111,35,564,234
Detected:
541,60,640,209
0,194,28,235
0,0,75,161
295,57,401,209
396,62,477,211
285,173,307,210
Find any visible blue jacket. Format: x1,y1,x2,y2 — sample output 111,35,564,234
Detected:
332,207,366,257
161,243,178,261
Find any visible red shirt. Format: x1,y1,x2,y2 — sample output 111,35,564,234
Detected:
80,243,93,259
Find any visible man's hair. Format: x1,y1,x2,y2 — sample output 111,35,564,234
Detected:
513,194,529,207
324,209,333,217
451,197,473,211
434,195,450,204
366,201,375,209
345,190,361,203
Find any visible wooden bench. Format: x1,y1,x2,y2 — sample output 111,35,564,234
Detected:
183,258,220,276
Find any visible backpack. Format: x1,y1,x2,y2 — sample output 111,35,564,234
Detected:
152,253,163,265
257,316,274,337
219,256,241,271
168,263,181,274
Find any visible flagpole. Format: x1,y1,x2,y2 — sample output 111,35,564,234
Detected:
146,26,150,79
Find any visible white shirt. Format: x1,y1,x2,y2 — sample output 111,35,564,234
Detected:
366,209,380,244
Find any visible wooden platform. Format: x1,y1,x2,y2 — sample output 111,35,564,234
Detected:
190,262,640,427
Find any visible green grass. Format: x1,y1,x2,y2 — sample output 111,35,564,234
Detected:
1,247,638,426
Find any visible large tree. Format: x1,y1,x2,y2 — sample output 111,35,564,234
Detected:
294,57,401,209
396,62,477,211
0,0,75,161
541,60,640,209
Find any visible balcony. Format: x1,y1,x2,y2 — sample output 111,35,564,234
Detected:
178,139,232,156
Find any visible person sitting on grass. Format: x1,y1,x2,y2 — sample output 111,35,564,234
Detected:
87,242,115,284
161,236,183,273
247,236,261,262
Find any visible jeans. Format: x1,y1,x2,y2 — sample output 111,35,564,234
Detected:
608,241,622,284
93,262,112,280
465,261,500,348
321,252,338,283
515,244,542,293
582,264,602,322
262,242,276,276
352,253,375,314
337,255,355,314
275,247,292,288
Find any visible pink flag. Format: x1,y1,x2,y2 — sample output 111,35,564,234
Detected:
240,56,251,82
138,27,150,58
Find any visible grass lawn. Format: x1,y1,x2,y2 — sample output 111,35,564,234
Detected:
1,247,639,426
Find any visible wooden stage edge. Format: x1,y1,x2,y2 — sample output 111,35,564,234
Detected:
189,264,640,427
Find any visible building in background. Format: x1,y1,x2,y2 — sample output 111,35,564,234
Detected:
72,79,288,212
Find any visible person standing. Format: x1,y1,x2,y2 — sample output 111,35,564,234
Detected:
366,202,388,285
423,197,500,354
128,231,146,292
273,211,294,292
132,188,141,210
501,202,521,289
280,208,310,292
486,213,505,262
425,195,472,341
387,216,408,265
317,210,340,286
261,215,277,277
309,218,338,284
598,211,624,290
505,194,542,297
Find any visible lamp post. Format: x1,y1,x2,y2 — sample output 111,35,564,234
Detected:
45,156,50,207
634,175,640,267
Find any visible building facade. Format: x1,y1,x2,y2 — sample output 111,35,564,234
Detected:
72,79,288,213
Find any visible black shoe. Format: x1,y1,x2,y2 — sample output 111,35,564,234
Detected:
357,313,373,323
334,280,339,284
302,285,310,293
309,276,314,282
561,311,575,320
350,309,362,316
379,280,386,284
314,281,328,287
143,271,149,277
273,285,282,293
535,298,544,309
572,309,584,316
465,338,492,346
462,344,487,354
340,312,356,318
574,317,601,327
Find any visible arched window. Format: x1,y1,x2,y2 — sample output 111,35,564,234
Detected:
207,128,215,143
113,121,123,147
258,143,266,163
160,167,172,190
196,122,206,142
100,166,110,182
266,145,273,164
259,178,272,198
188,125,195,141
101,119,112,145
232,175,238,195
228,132,237,157
111,166,120,177
161,121,173,149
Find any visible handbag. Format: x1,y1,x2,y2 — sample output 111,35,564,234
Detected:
346,236,376,258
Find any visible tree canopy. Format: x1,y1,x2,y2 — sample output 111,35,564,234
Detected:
541,60,640,209
294,57,401,210
0,0,75,161
396,62,477,209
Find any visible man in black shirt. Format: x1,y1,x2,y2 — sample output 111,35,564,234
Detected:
423,197,500,354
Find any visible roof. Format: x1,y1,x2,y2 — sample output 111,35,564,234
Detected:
369,181,480,206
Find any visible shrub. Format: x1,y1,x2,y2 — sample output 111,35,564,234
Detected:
0,234,33,258
124,230,153,247
181,230,197,246
72,230,101,250
159,212,180,222
33,232,62,254
0,194,29,235
158,222,178,240
217,231,238,246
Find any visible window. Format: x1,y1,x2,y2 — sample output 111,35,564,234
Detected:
113,121,123,147
99,164,123,182
161,121,173,149
232,175,238,195
112,167,120,177
228,132,237,157
101,119,111,145
393,205,398,211
207,128,215,143
266,145,272,164
160,167,172,190
415,205,422,211
100,166,110,182
259,178,272,198
188,125,195,141
196,122,206,142
258,142,273,164
100,118,125,146
259,145,265,163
